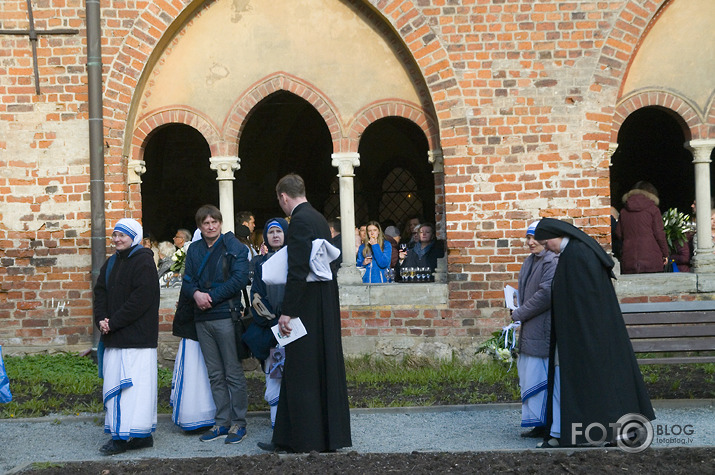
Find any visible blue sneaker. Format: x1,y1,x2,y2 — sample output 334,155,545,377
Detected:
225,425,247,444
199,425,229,442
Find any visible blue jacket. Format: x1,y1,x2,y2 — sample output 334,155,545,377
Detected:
181,232,249,321
357,242,392,283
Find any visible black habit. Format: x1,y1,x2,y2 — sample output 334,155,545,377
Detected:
272,201,352,452
534,218,655,446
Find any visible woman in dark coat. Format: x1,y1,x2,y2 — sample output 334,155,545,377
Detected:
615,181,669,273
533,218,655,449
511,221,558,438
94,218,159,455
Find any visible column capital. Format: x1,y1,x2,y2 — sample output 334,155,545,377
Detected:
331,152,360,177
428,149,444,173
686,139,715,163
127,159,146,185
607,143,618,166
209,156,241,180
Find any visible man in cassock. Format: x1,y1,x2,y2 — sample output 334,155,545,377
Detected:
533,218,655,448
258,173,352,453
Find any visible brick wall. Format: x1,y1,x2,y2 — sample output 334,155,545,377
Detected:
2,0,714,353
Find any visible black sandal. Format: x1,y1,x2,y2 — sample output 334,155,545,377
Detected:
536,437,560,449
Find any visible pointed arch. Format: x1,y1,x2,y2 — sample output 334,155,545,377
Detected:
223,73,343,155
347,100,439,152
612,91,700,143
131,109,221,162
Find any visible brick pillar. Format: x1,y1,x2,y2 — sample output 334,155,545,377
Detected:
209,156,240,234
331,152,363,284
688,139,715,273
429,149,447,283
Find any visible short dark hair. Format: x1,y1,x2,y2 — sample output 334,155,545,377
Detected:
195,204,222,228
276,174,305,199
328,218,341,232
236,211,254,225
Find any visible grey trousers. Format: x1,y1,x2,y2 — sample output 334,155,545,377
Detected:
196,317,247,428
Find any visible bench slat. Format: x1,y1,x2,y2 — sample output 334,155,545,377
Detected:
637,356,715,365
630,337,715,353
623,311,715,325
627,324,715,339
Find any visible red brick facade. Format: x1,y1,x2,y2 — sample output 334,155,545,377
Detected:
1,0,714,352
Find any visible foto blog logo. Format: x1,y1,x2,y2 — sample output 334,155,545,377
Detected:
572,413,654,453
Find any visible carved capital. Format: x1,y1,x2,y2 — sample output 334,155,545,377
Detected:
209,156,241,181
428,149,444,173
331,152,360,177
127,159,146,185
687,139,715,164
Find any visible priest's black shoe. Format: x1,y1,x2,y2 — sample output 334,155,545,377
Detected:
99,439,128,456
257,441,276,452
257,441,293,453
521,427,547,438
126,435,154,450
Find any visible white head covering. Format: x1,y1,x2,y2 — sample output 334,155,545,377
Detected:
113,218,143,247
526,220,540,237
192,228,202,243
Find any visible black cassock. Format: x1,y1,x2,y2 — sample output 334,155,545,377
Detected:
272,202,352,452
535,218,655,446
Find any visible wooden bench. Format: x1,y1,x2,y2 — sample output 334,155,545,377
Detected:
621,301,715,364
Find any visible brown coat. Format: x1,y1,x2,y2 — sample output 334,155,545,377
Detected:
615,189,669,274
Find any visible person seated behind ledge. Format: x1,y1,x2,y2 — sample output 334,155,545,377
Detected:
156,241,176,281
397,222,444,277
356,221,392,283
614,180,668,274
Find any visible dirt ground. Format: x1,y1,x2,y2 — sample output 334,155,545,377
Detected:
15,364,715,473
18,448,715,474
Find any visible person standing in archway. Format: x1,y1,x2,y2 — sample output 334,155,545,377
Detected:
615,181,669,274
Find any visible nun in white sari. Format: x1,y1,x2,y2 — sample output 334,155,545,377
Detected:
170,230,216,430
510,220,558,438
94,218,160,455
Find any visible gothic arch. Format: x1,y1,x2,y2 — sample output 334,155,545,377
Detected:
131,109,221,162
347,101,439,152
223,73,343,155
108,0,455,171
612,91,700,143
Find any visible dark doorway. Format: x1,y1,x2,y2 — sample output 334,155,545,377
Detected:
235,91,334,228
610,107,693,214
356,117,433,230
141,124,216,241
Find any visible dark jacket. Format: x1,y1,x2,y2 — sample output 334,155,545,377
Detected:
94,245,159,349
181,232,249,322
399,240,445,272
615,189,668,274
511,249,558,358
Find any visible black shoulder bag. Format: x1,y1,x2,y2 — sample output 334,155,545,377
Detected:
223,252,254,360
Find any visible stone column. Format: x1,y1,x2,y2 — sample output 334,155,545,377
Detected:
428,149,447,283
688,139,715,272
331,152,363,284
209,156,240,234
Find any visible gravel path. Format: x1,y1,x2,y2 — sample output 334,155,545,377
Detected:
1,400,713,474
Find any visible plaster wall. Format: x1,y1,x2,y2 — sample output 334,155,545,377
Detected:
621,0,715,113
135,0,422,128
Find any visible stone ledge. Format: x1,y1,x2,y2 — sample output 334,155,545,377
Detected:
614,272,697,296
339,283,449,307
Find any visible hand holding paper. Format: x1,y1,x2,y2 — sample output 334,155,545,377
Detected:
271,317,307,345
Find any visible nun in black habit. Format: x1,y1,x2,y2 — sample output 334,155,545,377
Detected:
533,218,655,448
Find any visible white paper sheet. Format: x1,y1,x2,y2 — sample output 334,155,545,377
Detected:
504,285,519,310
270,317,308,345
